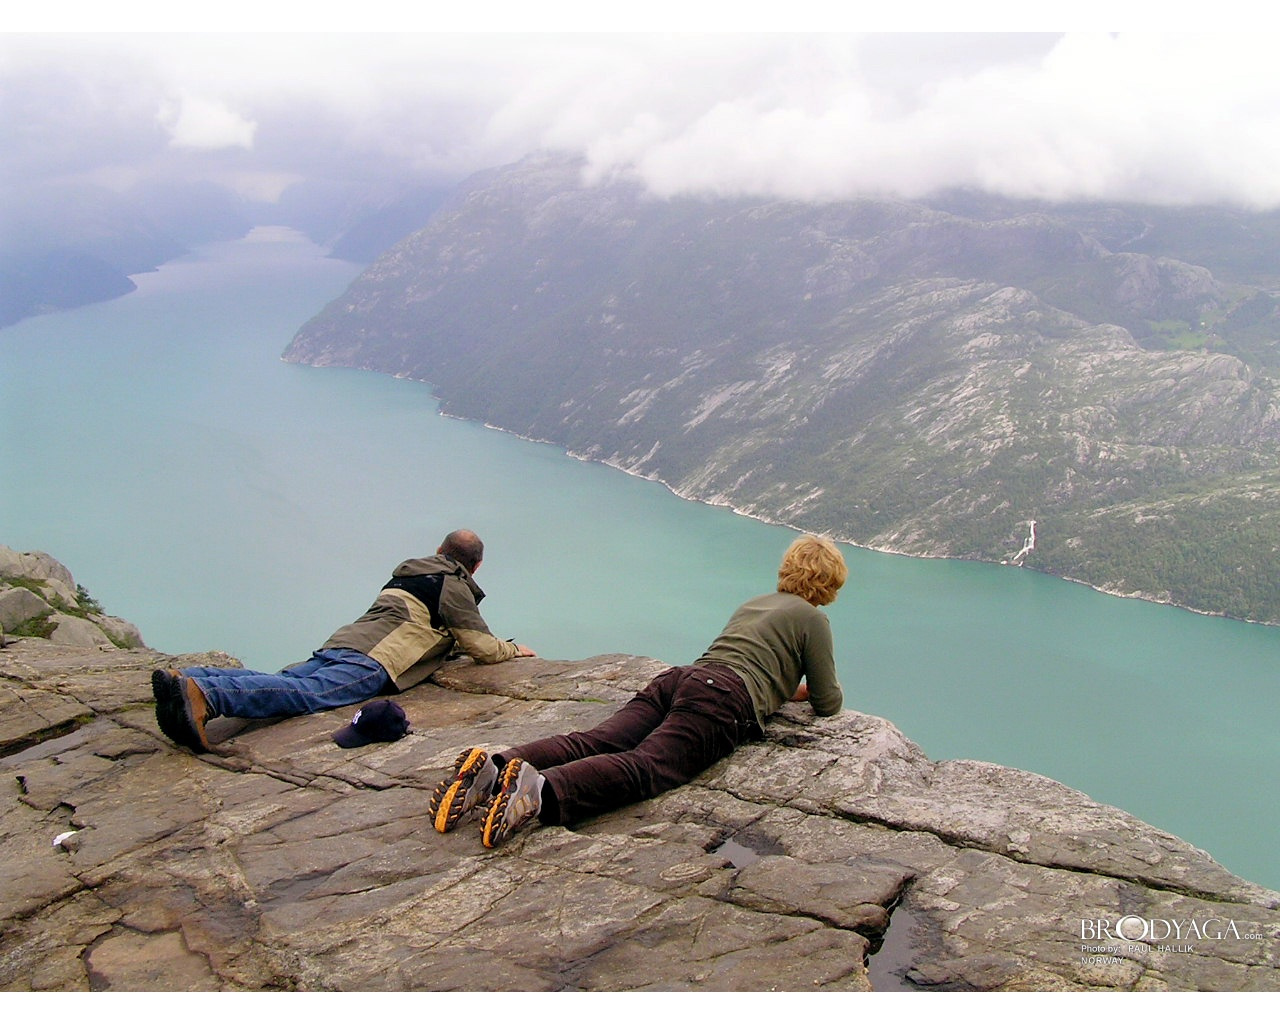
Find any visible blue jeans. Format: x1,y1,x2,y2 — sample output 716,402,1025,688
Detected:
184,648,392,719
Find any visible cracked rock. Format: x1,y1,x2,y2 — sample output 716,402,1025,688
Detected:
1,635,1277,992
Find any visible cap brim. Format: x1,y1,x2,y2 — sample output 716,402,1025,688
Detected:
332,724,375,748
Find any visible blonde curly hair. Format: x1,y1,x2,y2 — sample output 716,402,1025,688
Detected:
776,534,848,606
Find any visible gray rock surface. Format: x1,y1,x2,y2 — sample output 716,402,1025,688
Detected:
2,636,1277,992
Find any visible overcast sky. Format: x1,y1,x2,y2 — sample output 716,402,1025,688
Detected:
5,7,1279,209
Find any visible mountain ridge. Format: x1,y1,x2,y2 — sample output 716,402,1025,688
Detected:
285,153,1280,623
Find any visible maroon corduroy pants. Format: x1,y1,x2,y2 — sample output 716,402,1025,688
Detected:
499,663,760,825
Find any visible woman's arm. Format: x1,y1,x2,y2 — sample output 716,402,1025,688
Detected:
802,614,843,716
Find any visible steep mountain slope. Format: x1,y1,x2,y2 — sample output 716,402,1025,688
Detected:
285,154,1280,622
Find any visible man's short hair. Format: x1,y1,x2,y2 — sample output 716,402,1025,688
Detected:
777,534,848,606
440,529,484,573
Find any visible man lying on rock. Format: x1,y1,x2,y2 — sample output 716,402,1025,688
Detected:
151,528,537,754
429,533,847,848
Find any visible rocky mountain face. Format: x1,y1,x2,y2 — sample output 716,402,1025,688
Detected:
3,548,1278,992
285,153,1280,623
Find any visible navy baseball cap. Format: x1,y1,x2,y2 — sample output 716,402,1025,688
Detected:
333,700,411,748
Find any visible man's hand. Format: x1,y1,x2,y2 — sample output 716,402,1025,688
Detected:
516,644,537,658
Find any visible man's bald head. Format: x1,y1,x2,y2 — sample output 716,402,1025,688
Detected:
439,529,484,573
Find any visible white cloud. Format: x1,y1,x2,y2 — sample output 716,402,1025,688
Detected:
158,91,256,150
6,30,1280,208
571,33,1280,208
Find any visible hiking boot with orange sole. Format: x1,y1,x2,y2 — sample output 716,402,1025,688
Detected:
480,758,543,848
429,747,497,833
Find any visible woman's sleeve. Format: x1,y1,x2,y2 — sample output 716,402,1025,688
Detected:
804,613,843,716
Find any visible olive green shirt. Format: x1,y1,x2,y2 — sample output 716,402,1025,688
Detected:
695,590,843,731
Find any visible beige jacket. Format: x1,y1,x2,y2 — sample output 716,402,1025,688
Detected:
322,553,520,691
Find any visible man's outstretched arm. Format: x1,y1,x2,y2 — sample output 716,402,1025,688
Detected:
440,578,535,663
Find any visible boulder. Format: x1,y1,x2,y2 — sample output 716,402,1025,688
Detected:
0,545,76,589
47,614,113,649
92,615,144,649
0,587,51,632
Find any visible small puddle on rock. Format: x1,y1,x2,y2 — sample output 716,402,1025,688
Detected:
711,838,760,867
867,904,925,991
710,833,785,867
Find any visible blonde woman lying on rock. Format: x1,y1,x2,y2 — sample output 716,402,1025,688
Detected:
429,533,848,848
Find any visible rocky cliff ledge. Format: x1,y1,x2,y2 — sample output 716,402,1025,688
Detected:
2,552,1277,992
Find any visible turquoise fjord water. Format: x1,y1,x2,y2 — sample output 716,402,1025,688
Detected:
2,228,1277,890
